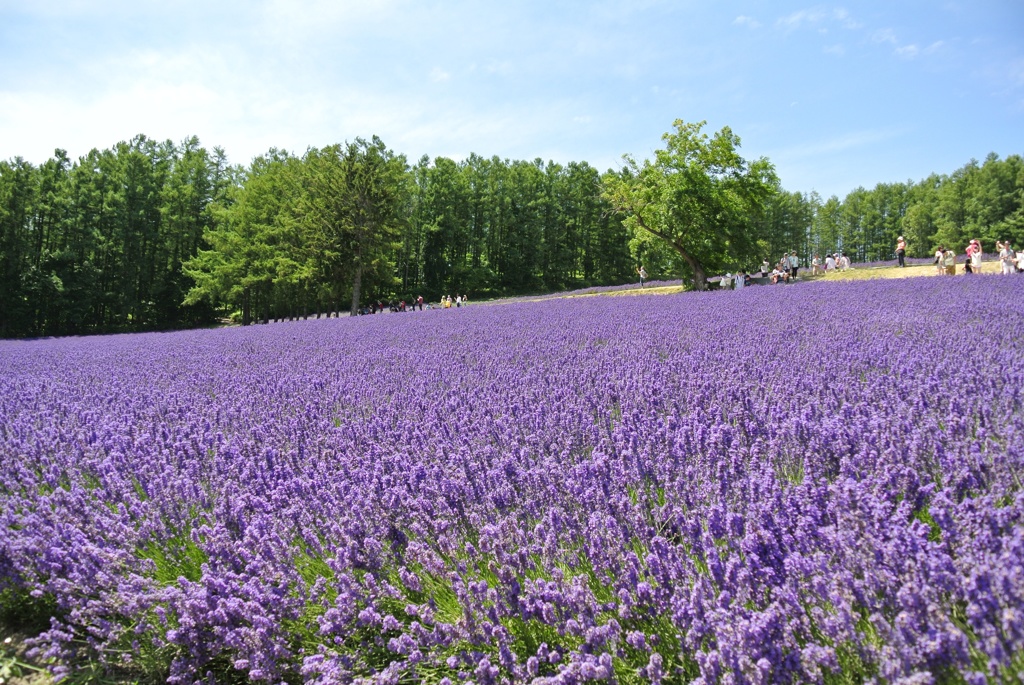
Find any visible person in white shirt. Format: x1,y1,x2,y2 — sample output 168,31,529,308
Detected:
999,242,1016,275
825,254,836,271
969,239,983,274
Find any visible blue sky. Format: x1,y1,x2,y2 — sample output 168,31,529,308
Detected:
1,1,1021,198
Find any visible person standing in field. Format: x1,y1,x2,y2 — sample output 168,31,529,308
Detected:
969,239,983,274
636,265,648,289
934,246,945,275
1000,242,1016,275
943,248,956,275
895,236,907,267
788,251,800,279
825,254,836,272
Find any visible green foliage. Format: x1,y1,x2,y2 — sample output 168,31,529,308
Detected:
913,506,943,543
0,586,58,635
303,137,410,315
2,131,1021,338
184,148,306,324
602,119,779,290
0,137,230,337
137,532,208,585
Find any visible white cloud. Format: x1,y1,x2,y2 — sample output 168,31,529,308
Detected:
776,8,828,31
776,7,860,32
733,15,760,29
484,61,515,75
832,8,862,30
872,28,898,45
773,128,905,160
254,0,405,47
430,67,451,83
823,44,845,56
872,30,944,60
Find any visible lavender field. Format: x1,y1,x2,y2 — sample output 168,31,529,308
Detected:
1,277,1023,685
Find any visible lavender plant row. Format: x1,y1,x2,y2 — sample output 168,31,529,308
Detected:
1,277,1022,684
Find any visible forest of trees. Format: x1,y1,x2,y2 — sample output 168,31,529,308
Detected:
1,130,1022,337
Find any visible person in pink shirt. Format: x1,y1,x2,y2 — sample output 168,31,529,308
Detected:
968,239,982,274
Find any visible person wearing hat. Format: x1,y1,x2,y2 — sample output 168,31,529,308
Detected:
943,247,957,276
999,241,1016,276
969,239,983,274
895,236,907,267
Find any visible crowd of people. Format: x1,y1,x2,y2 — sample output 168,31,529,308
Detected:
718,235,1022,291
362,237,1023,314
357,294,470,315
930,239,1023,276
808,252,852,276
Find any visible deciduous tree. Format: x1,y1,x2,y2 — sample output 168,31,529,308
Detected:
602,120,777,290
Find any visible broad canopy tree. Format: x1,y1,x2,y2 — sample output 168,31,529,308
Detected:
602,119,778,290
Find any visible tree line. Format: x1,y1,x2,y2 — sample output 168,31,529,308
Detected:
1,127,1021,337
757,150,1024,268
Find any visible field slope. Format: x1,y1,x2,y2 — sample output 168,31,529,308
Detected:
1,276,1023,684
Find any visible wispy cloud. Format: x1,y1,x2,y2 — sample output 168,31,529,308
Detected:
776,8,829,31
0,0,1016,201
832,8,862,30
776,7,860,32
873,29,945,59
871,28,898,45
774,128,906,160
982,57,1024,94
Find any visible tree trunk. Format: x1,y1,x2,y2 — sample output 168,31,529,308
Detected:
242,287,251,326
632,213,709,291
667,241,707,291
350,263,362,316
685,255,708,291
